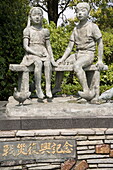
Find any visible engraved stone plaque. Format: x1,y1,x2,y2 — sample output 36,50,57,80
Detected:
0,139,76,162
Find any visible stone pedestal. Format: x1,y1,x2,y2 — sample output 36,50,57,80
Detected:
1,97,113,169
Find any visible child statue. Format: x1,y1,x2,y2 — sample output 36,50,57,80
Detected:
53,2,104,100
21,7,57,99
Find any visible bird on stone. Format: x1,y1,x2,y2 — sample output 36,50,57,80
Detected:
13,87,31,105
99,87,113,102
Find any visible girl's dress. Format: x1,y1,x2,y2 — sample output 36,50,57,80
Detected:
21,26,50,66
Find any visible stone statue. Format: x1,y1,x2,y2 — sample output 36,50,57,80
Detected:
53,2,105,101
99,87,113,102
21,7,57,100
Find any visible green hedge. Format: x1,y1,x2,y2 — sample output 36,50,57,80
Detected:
0,0,29,100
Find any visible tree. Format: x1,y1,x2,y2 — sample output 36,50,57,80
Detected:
29,0,113,26
0,0,29,100
29,0,71,25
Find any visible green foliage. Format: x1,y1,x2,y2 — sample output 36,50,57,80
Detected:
61,72,82,95
100,64,113,86
102,29,113,65
44,21,74,61
1,1,113,99
91,6,113,30
0,0,30,100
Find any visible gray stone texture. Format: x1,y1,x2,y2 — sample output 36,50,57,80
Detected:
6,96,113,118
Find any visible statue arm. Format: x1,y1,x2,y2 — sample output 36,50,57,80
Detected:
23,38,42,56
97,38,103,62
45,28,57,66
57,40,74,64
96,38,104,69
92,24,104,69
46,39,57,66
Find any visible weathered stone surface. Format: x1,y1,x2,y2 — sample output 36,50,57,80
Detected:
88,136,105,140
96,144,110,154
77,129,95,135
0,130,16,137
61,159,76,170
77,146,88,150
26,163,50,168
60,129,78,136
92,128,107,135
110,145,113,149
77,149,95,154
87,169,113,170
0,139,76,162
75,136,87,141
16,130,35,137
0,119,21,131
6,97,113,119
0,160,35,167
0,166,22,170
105,140,113,144
77,140,103,146
87,158,113,164
106,129,113,134
35,130,60,136
28,164,60,169
88,146,95,149
0,137,20,142
109,150,113,157
73,160,88,170
88,164,97,168
106,135,113,139
98,164,113,167
78,154,109,160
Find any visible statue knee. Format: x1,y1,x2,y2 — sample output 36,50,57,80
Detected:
74,64,80,72
34,60,42,67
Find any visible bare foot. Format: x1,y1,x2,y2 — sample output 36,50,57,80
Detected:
36,90,45,99
46,91,52,98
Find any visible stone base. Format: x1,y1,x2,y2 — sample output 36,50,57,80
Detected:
1,97,113,169
6,95,113,118
0,95,112,130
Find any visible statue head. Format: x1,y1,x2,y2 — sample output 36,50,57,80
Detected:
27,7,43,27
75,2,90,21
75,2,90,13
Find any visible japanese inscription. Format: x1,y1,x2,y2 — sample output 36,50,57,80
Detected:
0,139,76,161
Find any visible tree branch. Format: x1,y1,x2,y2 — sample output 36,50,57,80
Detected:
37,3,48,12
58,0,71,17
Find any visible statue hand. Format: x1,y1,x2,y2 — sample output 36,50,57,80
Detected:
96,61,104,70
57,58,64,65
51,60,58,67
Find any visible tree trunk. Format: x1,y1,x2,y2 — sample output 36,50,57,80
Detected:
47,0,59,25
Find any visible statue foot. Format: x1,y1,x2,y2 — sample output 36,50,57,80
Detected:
52,87,61,95
78,90,96,101
46,91,52,98
36,91,45,99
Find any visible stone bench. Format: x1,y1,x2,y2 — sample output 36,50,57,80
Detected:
9,64,108,99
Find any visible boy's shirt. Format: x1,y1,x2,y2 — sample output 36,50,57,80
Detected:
70,21,102,51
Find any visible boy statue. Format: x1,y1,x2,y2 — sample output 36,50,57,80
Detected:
53,2,104,100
